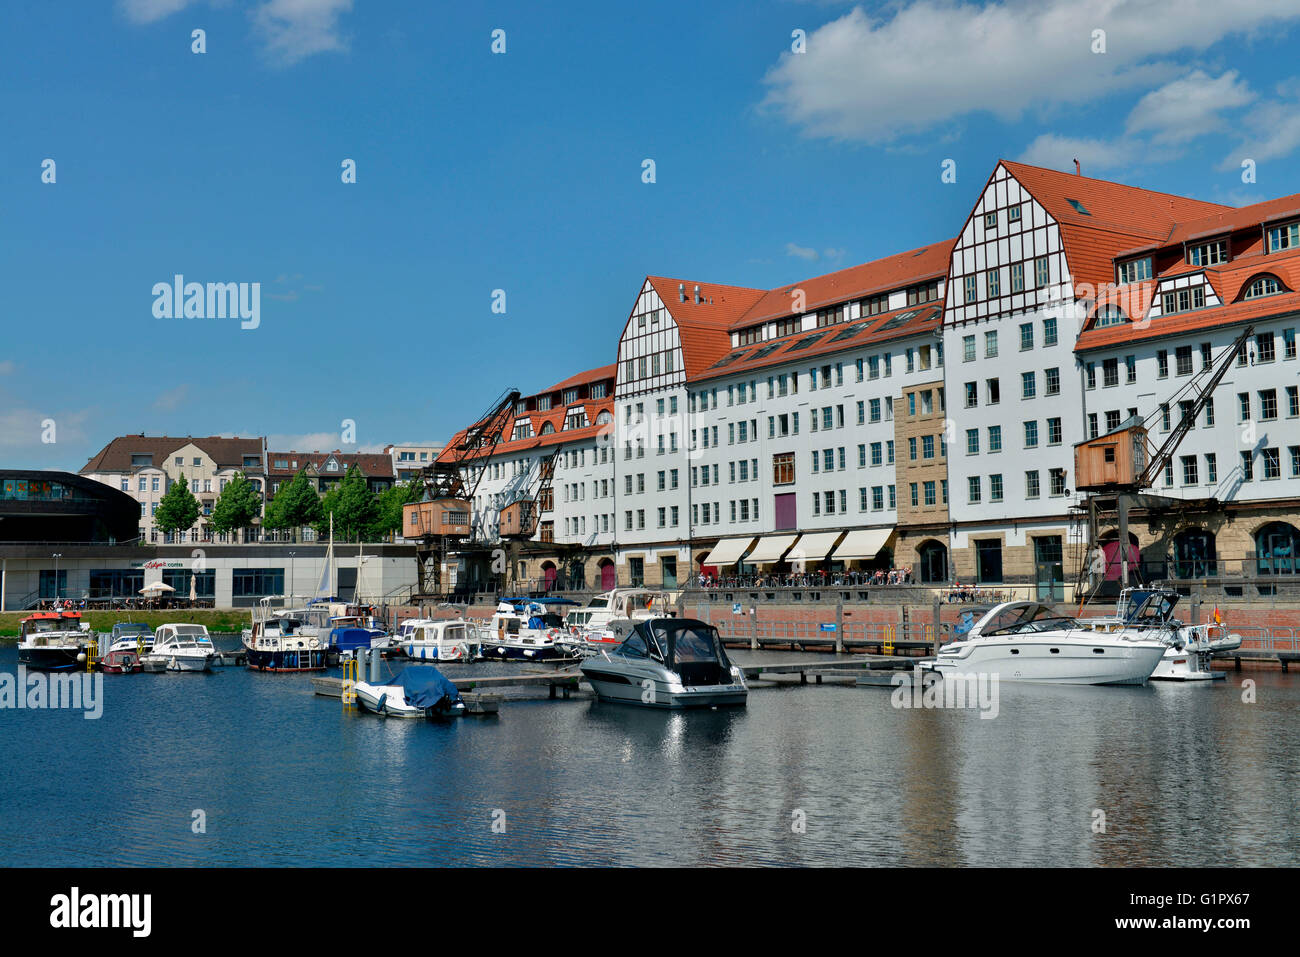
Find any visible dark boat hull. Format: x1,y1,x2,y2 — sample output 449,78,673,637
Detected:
245,647,330,672
18,646,84,671
479,642,566,662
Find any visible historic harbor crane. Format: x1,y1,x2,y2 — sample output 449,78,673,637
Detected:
1071,324,1254,598
404,387,520,599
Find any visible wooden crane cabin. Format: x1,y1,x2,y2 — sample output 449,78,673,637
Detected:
403,497,472,537
1074,423,1148,493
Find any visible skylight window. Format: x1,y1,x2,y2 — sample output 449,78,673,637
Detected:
1067,199,1091,216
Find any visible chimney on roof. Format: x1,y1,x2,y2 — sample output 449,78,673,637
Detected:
678,283,686,303
1073,158,1081,176
694,284,702,304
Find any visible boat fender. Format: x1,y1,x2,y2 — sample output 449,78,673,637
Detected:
309,637,319,649
376,693,388,714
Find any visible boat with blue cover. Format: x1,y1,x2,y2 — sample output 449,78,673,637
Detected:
353,664,465,719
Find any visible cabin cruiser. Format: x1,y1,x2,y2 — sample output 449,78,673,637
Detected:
560,588,675,655
1081,588,1238,682
100,623,153,674
17,611,96,671
141,624,218,673
326,605,391,658
242,597,330,672
924,600,1167,685
353,664,465,719
580,617,748,708
397,619,483,662
480,599,569,661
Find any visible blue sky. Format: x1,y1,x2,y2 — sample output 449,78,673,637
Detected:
4,0,1300,471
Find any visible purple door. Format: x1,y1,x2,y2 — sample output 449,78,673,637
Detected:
774,493,797,531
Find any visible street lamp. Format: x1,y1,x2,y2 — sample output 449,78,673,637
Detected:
52,553,62,601
288,550,296,600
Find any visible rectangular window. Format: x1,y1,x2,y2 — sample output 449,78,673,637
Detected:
1025,470,1040,498
987,269,1001,298
1010,262,1025,293
963,335,976,362
968,476,981,504
1045,367,1060,396
1022,371,1036,399
990,474,1003,502
1035,256,1050,288
988,425,1002,452
964,275,978,303
985,331,998,358
1176,345,1193,376
1024,421,1038,448
967,428,980,455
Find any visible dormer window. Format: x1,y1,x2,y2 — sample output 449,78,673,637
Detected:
1243,275,1283,300
859,294,888,317
1268,222,1299,253
906,280,940,305
1095,305,1129,327
1117,257,1152,284
815,305,845,327
590,382,607,400
537,395,552,412
774,317,801,337
737,326,763,346
1187,239,1228,267
1162,285,1206,315
562,388,579,405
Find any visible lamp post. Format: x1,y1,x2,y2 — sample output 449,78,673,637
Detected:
52,553,62,602
288,550,296,601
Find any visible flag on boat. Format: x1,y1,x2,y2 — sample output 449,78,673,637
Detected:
1213,605,1222,625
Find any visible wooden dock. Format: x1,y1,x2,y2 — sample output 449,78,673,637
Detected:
312,670,584,701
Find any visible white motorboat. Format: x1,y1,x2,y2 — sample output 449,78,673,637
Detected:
480,599,569,661
242,597,330,672
142,623,217,673
353,664,466,719
1082,588,1237,682
16,610,96,671
580,617,748,708
924,600,1167,685
559,588,675,656
398,619,482,662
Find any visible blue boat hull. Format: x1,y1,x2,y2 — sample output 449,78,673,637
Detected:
479,642,566,662
245,647,329,672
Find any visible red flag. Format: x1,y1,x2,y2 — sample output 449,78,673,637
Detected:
1213,605,1222,625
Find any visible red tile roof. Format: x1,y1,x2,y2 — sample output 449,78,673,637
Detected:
81,435,264,474
543,364,617,396
732,241,955,331
266,451,395,479
691,304,943,384
645,277,767,379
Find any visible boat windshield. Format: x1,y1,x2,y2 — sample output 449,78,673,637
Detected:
1123,590,1179,625
979,603,1078,637
646,620,729,669
114,624,151,637
24,619,67,635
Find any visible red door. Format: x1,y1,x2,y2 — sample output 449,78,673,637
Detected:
543,564,557,590
1102,541,1139,580
774,493,797,530
600,563,615,590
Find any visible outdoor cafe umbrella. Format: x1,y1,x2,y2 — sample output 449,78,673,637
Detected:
189,575,197,603
139,582,175,595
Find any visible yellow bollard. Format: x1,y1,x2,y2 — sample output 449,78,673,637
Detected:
341,657,356,708
883,624,895,656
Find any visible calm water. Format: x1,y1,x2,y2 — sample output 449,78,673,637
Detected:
1,644,1297,867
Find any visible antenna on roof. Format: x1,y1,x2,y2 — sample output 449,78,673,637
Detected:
1074,158,1081,176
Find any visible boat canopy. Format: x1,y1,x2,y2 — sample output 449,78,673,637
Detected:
970,602,1078,638
637,619,731,671
396,665,460,709
1120,589,1179,625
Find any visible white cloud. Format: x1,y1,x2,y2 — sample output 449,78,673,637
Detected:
1221,92,1300,170
118,0,351,65
1018,133,1141,173
1126,70,1255,144
266,432,385,454
253,0,352,65
762,1,1300,142
118,0,195,24
785,242,820,260
153,384,190,411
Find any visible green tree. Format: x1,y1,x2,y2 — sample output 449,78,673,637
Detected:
317,465,379,542
155,472,201,541
369,479,422,542
264,470,324,543
209,472,262,541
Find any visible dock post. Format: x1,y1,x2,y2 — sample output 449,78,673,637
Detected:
750,603,758,651
1190,584,1201,625
932,596,942,656
835,595,844,655
370,644,382,683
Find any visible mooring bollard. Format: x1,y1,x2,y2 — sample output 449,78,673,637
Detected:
370,643,382,683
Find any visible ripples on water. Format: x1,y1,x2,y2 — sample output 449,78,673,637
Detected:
1,646,1296,867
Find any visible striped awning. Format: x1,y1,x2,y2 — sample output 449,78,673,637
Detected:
832,527,895,561
787,531,843,563
702,537,755,566
746,534,798,564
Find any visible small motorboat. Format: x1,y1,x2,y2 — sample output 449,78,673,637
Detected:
141,623,217,673
353,664,466,719
242,597,330,672
1083,589,1237,682
17,611,95,671
100,623,153,674
580,617,748,708
480,600,570,661
398,619,482,662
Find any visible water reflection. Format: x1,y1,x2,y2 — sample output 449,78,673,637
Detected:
0,646,1296,867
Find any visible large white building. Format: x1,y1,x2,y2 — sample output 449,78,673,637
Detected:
437,160,1300,595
